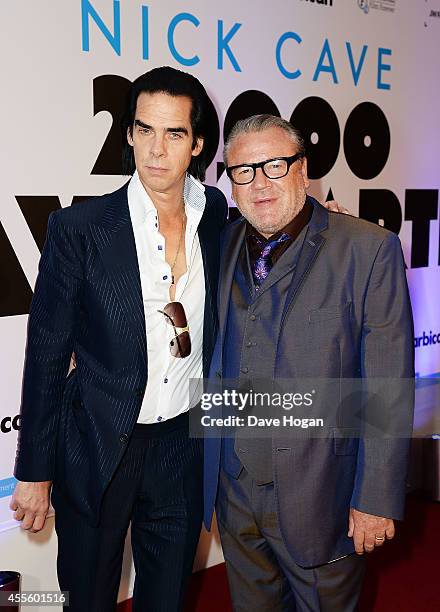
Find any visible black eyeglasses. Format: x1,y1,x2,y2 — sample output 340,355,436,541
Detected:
226,153,304,185
157,301,191,358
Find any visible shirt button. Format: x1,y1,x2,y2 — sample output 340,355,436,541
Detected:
119,433,129,444
163,275,168,281
164,378,168,383
241,367,249,374
158,245,163,250
246,341,253,347
157,416,163,422
250,314,256,321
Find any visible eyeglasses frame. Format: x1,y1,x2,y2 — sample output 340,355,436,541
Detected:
226,152,305,185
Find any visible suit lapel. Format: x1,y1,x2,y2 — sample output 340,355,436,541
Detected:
198,204,219,376
90,185,147,366
198,207,216,314
218,219,246,341
281,198,328,326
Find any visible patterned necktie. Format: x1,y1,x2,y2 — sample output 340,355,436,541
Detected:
252,233,290,288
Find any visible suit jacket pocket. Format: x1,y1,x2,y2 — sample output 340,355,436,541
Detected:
294,302,352,355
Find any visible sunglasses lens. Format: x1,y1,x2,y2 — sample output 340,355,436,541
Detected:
163,302,187,328
170,331,191,358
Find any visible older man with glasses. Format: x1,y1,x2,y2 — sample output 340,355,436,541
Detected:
204,114,414,612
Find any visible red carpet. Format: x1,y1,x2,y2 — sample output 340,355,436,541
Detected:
118,494,439,611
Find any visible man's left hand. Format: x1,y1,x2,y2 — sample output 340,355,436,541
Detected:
348,507,395,554
324,200,350,214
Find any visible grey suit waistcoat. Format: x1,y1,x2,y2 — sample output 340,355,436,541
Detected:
223,228,307,483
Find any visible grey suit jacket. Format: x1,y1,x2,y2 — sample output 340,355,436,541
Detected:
204,196,414,567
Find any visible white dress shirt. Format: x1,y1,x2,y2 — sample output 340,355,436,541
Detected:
127,171,206,423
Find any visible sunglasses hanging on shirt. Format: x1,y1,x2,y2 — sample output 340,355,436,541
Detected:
157,301,191,358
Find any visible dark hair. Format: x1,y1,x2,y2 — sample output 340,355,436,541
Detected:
121,66,217,181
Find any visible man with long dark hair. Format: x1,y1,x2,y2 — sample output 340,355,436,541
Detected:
11,66,227,611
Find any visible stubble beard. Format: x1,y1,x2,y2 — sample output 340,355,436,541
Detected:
240,187,307,237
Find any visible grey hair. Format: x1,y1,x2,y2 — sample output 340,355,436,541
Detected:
223,114,305,165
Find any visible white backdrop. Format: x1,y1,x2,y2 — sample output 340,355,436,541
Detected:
1,0,439,602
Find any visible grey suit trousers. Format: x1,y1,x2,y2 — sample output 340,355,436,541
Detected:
217,467,365,612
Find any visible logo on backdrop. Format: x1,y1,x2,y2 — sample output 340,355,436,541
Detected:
301,0,334,7
358,0,396,14
0,478,17,499
0,415,21,434
415,330,440,349
425,3,440,27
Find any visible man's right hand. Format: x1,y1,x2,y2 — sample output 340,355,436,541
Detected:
9,480,52,533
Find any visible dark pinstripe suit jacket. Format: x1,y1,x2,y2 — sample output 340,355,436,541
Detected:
14,182,227,524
